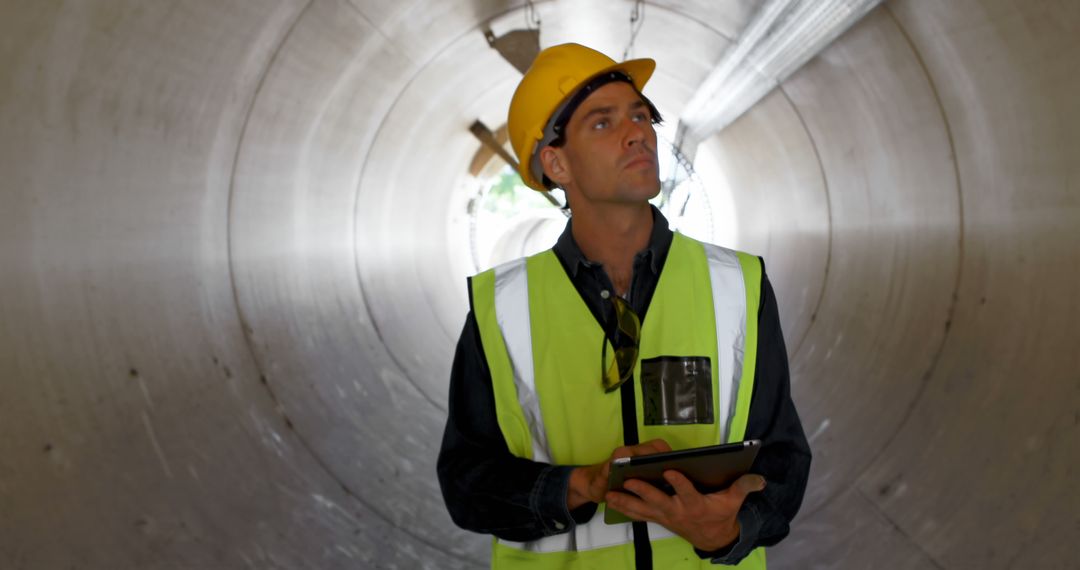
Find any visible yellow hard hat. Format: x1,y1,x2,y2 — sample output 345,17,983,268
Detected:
507,43,656,191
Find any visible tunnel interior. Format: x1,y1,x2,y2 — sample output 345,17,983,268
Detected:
1,1,1077,569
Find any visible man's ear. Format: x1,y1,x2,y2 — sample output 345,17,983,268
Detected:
540,146,571,187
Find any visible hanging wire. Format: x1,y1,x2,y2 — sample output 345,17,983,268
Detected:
524,0,541,30
622,0,646,60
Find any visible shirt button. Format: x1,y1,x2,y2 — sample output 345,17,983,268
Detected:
600,290,610,299
554,521,566,530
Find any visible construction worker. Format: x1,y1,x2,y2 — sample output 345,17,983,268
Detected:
437,43,811,568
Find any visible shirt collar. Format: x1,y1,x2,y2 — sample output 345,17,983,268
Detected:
553,205,672,277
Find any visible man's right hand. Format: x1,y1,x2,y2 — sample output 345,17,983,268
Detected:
566,439,673,510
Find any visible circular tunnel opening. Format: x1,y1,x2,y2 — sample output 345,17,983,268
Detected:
2,1,1076,569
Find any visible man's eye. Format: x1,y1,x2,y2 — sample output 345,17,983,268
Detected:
592,120,609,130
632,112,649,122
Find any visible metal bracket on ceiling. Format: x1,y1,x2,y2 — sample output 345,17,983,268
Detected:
483,27,540,75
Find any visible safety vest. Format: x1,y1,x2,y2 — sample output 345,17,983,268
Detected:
470,232,767,569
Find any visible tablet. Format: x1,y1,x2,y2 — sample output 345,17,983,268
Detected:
604,440,761,525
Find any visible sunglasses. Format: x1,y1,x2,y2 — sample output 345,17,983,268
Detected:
601,295,642,393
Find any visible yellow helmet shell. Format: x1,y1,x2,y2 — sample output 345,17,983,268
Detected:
507,43,655,191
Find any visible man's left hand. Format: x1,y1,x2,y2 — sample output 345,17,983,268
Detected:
605,470,766,551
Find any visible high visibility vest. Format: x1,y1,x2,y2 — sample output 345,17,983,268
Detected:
470,232,767,569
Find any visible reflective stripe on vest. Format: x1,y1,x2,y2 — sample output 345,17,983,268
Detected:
471,233,764,569
492,258,551,464
702,241,762,444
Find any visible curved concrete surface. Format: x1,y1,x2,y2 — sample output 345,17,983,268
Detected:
1,1,1076,568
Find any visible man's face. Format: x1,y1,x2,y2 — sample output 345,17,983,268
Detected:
547,81,661,205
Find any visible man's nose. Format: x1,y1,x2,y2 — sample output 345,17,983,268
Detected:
623,116,649,147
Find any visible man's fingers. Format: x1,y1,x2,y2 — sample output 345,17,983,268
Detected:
611,440,671,465
731,474,767,498
642,438,672,453
663,470,699,499
606,491,655,522
623,478,672,506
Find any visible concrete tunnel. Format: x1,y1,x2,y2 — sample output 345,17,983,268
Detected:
1,0,1077,568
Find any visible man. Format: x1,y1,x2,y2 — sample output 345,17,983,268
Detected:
438,43,811,569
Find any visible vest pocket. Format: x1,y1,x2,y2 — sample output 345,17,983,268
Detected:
640,356,714,425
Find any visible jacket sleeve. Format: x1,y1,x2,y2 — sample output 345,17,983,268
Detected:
698,262,813,565
436,310,599,541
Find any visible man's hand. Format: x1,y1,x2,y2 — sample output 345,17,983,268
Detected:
566,439,673,510
605,470,766,551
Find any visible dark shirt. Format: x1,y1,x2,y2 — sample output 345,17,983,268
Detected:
437,208,811,565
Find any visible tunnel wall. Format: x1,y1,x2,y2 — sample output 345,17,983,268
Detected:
711,2,1078,567
0,1,485,568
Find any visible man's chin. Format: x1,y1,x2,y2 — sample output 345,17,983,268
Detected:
632,182,662,202
647,184,661,200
